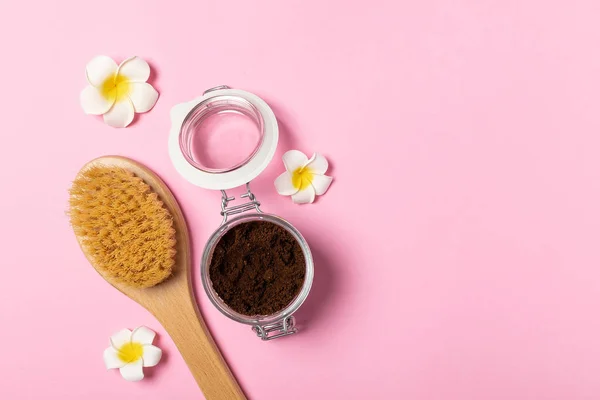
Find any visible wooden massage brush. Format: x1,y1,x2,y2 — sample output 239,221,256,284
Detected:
68,156,246,400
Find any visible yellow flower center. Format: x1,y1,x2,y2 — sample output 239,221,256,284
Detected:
292,166,314,191
100,73,131,102
117,342,143,363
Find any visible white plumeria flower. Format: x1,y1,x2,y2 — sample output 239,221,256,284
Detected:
103,326,162,382
274,150,333,204
80,55,159,128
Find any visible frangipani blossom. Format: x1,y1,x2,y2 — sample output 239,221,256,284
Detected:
80,56,158,128
103,326,162,382
274,150,333,204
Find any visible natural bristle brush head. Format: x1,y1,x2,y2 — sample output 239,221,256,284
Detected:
69,165,177,288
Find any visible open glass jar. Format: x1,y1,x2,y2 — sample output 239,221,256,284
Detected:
169,86,314,340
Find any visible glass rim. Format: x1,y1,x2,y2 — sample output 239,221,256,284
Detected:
201,213,314,326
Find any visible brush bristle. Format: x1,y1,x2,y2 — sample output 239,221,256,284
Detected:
69,165,177,288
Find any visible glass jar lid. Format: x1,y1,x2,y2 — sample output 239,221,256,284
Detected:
169,86,279,190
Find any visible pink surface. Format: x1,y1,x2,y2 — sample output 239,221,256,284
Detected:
2,1,600,399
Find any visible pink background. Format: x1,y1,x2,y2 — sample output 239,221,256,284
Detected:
2,0,600,399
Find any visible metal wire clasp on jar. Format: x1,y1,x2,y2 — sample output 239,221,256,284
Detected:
168,86,314,340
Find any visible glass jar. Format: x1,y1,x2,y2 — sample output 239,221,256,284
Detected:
169,86,314,340
202,207,314,340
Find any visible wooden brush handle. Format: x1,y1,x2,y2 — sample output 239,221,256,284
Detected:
154,295,246,400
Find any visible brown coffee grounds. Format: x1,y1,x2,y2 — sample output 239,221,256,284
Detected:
209,221,306,316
